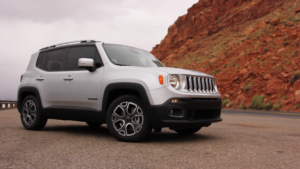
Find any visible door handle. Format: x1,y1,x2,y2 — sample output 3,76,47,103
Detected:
63,76,73,81
36,76,44,81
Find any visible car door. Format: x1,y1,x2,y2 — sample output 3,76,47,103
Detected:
61,45,104,113
34,48,67,108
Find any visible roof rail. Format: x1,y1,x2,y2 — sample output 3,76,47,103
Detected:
39,40,98,51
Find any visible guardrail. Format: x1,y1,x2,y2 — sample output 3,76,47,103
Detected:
0,100,17,110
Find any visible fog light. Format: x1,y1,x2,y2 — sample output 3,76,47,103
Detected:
171,99,182,103
168,108,184,118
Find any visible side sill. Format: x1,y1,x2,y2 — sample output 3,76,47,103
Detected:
43,106,105,122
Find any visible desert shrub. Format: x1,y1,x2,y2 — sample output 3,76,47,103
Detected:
295,104,300,110
276,100,283,107
290,70,300,84
250,95,266,110
243,83,253,92
283,96,288,100
263,48,269,54
222,99,231,107
239,103,247,109
273,105,280,111
284,42,289,46
265,101,273,110
273,101,282,111
228,102,235,108
292,50,299,57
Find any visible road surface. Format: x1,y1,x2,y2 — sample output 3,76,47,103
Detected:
0,109,299,168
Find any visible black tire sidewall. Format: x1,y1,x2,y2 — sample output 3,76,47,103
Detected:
106,95,151,142
20,95,47,130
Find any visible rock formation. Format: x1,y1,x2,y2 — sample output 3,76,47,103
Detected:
151,0,300,111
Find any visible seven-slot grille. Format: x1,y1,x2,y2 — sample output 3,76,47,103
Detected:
185,76,216,93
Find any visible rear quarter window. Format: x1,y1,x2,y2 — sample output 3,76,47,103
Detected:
36,52,46,69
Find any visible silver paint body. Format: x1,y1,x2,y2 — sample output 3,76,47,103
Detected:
18,41,221,111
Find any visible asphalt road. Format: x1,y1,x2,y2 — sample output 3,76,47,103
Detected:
0,109,300,169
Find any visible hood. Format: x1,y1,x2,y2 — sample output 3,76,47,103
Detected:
150,67,214,77
116,65,214,78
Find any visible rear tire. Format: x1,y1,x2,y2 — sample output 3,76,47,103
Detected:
106,95,152,142
86,122,103,127
174,127,202,135
20,95,47,130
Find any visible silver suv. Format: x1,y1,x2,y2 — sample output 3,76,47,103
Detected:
17,40,222,142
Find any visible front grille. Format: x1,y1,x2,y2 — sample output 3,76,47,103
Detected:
185,76,216,93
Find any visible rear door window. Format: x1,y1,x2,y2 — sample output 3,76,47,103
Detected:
44,48,67,71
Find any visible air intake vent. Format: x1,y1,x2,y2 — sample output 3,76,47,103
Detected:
185,76,216,93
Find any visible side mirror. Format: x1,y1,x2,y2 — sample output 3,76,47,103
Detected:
78,58,95,72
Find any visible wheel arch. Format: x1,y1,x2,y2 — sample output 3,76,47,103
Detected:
17,87,43,113
102,83,152,119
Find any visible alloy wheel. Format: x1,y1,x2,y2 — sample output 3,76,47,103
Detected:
111,101,144,137
22,100,37,126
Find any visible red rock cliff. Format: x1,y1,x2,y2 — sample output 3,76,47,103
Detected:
151,0,300,111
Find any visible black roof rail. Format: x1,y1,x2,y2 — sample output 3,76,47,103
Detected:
39,40,98,51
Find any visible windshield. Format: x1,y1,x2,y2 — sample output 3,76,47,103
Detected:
103,44,164,67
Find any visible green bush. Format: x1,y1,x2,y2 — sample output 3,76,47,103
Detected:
295,104,300,110
273,100,282,111
228,102,235,108
265,101,273,110
243,83,253,92
284,42,290,46
276,100,283,108
273,105,280,111
239,103,247,109
290,70,300,84
222,99,231,108
250,95,266,110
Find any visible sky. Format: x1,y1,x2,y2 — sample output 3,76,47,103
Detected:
0,0,198,100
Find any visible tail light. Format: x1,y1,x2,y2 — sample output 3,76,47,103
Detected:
20,75,23,82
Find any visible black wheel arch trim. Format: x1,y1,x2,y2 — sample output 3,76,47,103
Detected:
17,86,43,113
102,82,160,125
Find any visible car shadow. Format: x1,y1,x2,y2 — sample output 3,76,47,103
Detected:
43,125,112,137
145,132,219,143
42,125,219,143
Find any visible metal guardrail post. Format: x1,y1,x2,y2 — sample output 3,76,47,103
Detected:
0,100,17,110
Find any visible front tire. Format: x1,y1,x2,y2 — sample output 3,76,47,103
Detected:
20,95,47,130
106,95,151,142
174,127,202,135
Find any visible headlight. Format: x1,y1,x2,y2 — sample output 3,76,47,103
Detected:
169,74,179,89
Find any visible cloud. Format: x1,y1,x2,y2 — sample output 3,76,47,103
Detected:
0,0,198,99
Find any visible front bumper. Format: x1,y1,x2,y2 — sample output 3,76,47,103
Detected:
148,98,222,129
